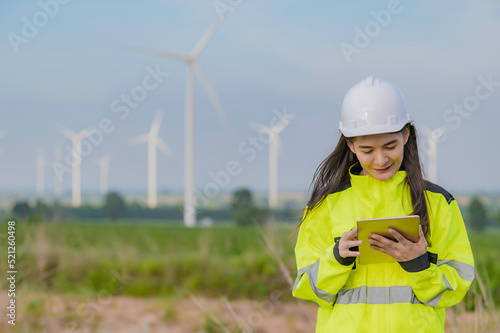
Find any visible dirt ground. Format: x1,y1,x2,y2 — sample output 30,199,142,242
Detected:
1,293,500,333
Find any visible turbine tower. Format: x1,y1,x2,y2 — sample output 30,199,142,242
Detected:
0,130,6,156
250,117,290,209
54,144,63,198
57,125,94,207
419,123,452,184
36,150,45,197
98,155,111,195
131,111,171,209
133,19,232,227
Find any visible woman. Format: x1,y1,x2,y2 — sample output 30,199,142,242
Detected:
292,77,474,332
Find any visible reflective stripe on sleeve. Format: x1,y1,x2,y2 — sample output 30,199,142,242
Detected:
423,273,454,307
437,260,475,282
293,259,337,304
307,259,337,303
292,265,311,292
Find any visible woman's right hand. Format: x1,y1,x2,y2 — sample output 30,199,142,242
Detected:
339,227,363,258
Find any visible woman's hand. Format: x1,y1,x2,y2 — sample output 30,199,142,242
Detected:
339,227,363,258
368,226,427,261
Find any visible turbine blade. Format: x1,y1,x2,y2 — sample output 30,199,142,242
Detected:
0,130,6,139
436,123,453,136
122,46,189,62
150,111,164,137
191,19,221,59
79,124,99,139
417,123,432,138
130,134,149,144
249,121,267,132
57,125,76,139
194,64,233,132
271,116,291,134
156,138,172,157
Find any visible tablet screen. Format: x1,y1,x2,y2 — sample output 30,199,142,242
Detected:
357,215,420,264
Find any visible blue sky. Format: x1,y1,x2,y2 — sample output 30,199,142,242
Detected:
1,0,499,197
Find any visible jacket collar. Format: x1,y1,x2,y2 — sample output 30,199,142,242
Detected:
349,162,407,191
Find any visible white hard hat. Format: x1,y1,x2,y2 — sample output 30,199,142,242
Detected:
339,76,412,138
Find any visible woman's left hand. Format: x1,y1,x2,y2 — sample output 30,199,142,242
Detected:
368,226,427,262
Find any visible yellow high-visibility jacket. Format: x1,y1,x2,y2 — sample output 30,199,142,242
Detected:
293,164,474,332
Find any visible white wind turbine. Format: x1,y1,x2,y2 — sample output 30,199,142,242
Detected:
131,111,171,209
54,144,63,198
0,130,6,155
419,123,452,184
36,150,45,196
57,125,95,207
133,18,232,227
250,117,290,209
98,155,111,195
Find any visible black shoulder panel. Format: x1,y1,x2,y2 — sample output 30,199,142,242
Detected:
330,180,352,194
307,181,352,205
425,181,455,204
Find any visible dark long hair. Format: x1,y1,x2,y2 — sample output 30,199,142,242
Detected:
297,123,430,241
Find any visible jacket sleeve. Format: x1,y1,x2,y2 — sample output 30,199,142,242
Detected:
292,201,355,308
404,199,475,308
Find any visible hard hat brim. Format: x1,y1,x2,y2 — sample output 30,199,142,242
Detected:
340,121,410,138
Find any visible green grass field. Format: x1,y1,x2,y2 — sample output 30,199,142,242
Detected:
1,221,499,309
2,221,296,301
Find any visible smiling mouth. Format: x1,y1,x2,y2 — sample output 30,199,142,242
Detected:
374,165,391,173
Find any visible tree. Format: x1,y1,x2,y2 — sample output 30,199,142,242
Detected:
467,197,487,231
232,189,253,226
32,200,52,222
231,188,267,226
12,201,31,220
103,192,126,221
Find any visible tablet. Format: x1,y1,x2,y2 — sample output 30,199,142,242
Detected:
357,215,420,265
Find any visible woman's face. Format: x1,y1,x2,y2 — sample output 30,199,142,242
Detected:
347,128,409,181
